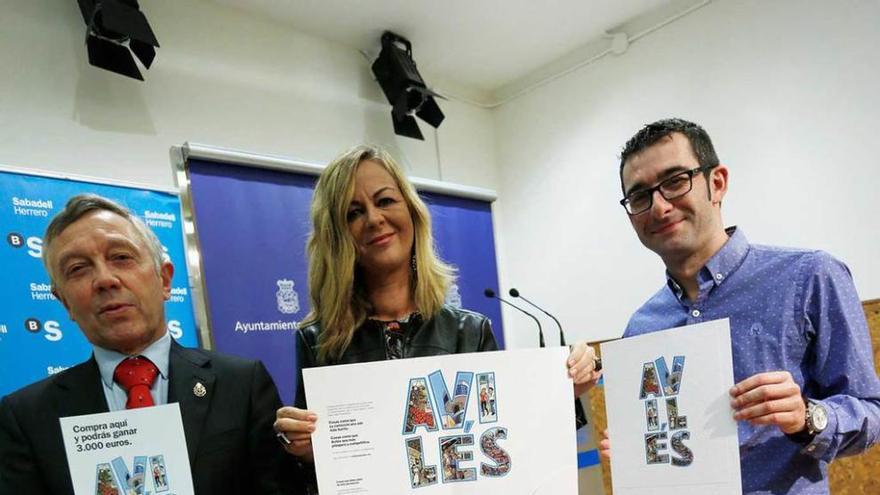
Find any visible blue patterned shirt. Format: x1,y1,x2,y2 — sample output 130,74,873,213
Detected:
624,228,880,494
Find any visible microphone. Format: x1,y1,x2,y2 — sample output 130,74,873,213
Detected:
508,287,590,429
484,288,545,348
508,287,566,346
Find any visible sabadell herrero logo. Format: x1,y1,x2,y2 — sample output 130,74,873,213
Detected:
143,210,176,229
29,282,57,302
6,232,43,258
11,197,54,217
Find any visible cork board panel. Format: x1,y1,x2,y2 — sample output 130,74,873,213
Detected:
589,299,880,495
828,298,880,495
587,345,612,495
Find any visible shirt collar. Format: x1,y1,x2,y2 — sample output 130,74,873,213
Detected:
666,226,750,300
94,331,172,389
703,226,749,286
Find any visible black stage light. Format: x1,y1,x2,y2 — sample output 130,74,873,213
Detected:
77,0,160,80
371,31,445,141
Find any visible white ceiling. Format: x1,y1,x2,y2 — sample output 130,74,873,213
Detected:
212,0,672,93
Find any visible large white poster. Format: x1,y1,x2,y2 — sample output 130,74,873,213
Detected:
601,319,742,495
303,347,578,495
59,403,194,495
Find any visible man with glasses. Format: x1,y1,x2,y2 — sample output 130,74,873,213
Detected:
610,118,880,493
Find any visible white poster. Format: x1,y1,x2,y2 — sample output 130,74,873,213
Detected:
303,347,578,495
59,403,194,495
601,319,742,495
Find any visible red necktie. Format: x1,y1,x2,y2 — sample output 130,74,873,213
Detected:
113,356,159,409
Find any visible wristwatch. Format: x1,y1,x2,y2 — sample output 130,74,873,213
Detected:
804,399,828,436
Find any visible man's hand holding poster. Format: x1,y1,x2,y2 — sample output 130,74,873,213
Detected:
303,347,577,495
60,403,194,495
601,319,742,495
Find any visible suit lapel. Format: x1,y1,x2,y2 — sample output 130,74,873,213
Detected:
53,356,109,417
43,357,109,493
167,342,215,467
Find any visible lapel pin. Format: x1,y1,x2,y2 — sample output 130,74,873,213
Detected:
193,382,207,398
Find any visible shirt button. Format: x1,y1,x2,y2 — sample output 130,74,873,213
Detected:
691,309,701,317
715,273,723,280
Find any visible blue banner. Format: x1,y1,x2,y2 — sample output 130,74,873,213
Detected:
420,191,504,348
187,159,313,407
0,169,199,398
186,158,504,405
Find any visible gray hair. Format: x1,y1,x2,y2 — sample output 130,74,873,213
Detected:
43,194,166,284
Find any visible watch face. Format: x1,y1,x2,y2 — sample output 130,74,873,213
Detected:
811,403,828,431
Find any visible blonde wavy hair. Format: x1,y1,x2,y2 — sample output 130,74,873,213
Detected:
302,145,455,362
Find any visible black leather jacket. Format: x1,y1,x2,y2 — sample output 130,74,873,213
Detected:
294,305,498,408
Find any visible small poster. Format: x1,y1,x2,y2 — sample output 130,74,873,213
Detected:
59,403,194,495
601,319,742,495
303,347,577,495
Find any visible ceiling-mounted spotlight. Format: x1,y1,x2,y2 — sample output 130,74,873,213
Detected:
371,31,445,141
76,0,160,80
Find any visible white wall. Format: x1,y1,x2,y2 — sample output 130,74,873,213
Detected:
0,0,497,190
3,0,877,350
493,0,880,347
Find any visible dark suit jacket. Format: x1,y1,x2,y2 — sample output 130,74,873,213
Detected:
0,342,297,494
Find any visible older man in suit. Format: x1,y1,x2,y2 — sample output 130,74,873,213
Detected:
0,194,296,494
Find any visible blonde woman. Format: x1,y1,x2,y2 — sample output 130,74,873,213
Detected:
274,145,600,472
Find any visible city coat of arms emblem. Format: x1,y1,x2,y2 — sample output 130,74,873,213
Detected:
445,283,463,308
276,279,300,314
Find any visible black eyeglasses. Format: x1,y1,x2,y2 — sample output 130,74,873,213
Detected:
620,165,713,215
